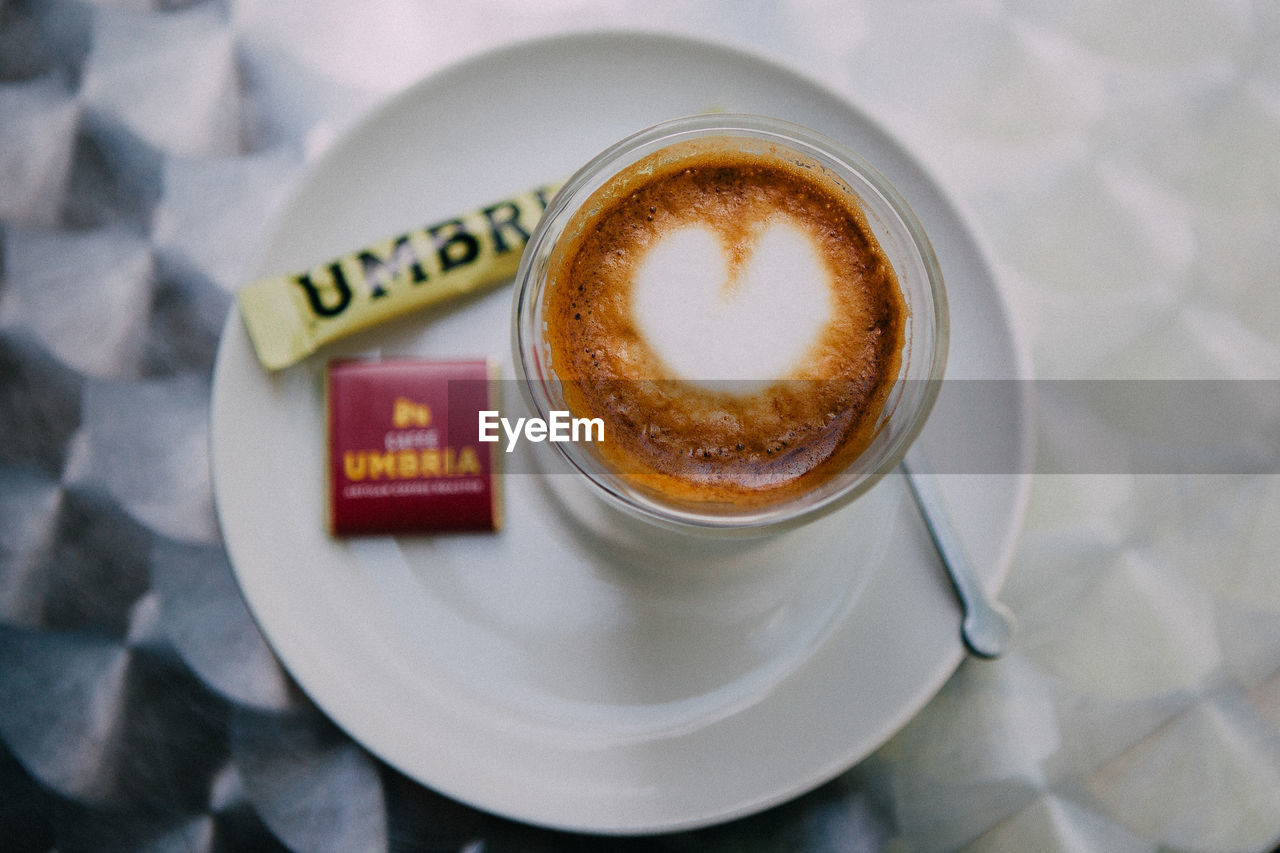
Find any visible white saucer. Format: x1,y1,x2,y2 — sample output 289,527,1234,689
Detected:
211,31,1032,834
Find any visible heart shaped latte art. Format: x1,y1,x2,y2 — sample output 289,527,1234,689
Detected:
631,218,835,388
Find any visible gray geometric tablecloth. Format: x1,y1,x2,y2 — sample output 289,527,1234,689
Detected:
3,2,1279,851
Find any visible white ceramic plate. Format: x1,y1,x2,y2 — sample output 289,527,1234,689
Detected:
211,31,1032,834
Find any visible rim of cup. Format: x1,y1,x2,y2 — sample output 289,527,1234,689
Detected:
513,113,949,536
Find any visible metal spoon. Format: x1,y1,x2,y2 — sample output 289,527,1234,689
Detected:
900,448,1016,659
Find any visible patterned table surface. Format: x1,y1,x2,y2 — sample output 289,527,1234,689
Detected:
2,1,1279,851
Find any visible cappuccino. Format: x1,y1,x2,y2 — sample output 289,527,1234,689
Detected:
542,138,907,506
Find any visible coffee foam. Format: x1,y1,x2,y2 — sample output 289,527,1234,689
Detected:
632,218,834,390
543,139,906,505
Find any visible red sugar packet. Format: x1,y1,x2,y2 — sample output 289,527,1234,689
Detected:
326,358,501,535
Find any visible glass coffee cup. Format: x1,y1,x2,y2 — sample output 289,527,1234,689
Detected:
513,114,947,535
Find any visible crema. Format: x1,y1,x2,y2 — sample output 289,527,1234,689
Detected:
542,140,906,505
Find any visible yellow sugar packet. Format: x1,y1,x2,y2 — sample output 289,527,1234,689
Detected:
238,182,563,370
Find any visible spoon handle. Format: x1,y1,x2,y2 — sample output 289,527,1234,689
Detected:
900,449,1016,659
